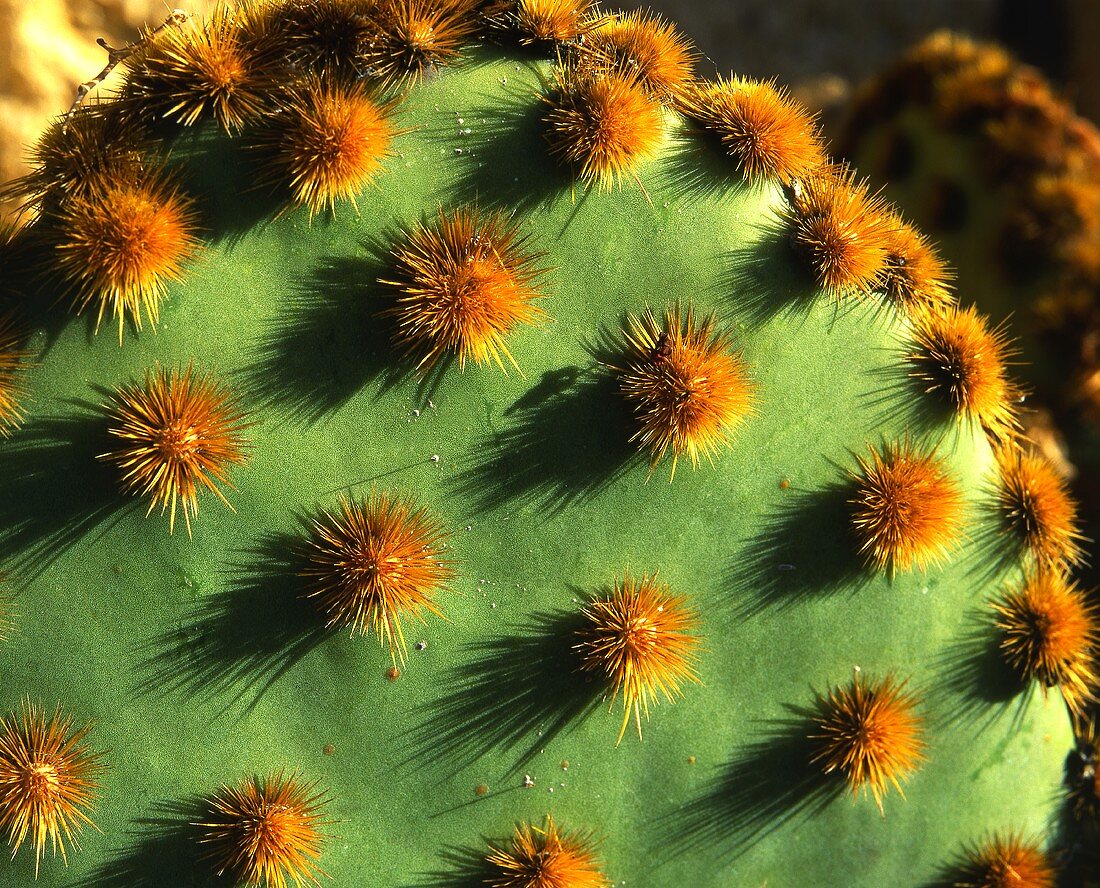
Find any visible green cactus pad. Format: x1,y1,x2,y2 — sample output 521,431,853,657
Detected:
0,30,1076,888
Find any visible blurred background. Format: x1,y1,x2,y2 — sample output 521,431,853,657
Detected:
0,0,1094,221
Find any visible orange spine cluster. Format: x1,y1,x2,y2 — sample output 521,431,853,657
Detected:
849,439,964,575
100,365,251,535
0,701,103,876
299,492,454,663
196,771,330,888
611,305,754,479
574,571,701,743
993,571,1099,717
382,206,547,372
809,674,925,813
485,816,609,888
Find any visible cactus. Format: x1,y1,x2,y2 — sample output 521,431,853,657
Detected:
0,4,1094,887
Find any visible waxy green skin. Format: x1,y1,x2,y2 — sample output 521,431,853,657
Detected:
0,46,1073,888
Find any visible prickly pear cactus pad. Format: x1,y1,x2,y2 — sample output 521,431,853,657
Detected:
0,4,1092,887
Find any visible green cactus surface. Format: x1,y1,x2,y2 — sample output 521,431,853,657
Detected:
0,6,1088,888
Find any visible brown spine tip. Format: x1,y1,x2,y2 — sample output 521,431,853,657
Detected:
0,701,104,877
196,771,330,888
381,205,547,373
993,570,1099,717
53,168,200,340
273,0,380,80
101,364,251,536
574,571,701,744
0,312,31,437
542,64,666,191
122,2,274,133
994,448,1086,569
680,76,826,185
949,833,1056,888
1070,718,1100,823
486,816,609,888
879,215,955,315
259,77,396,218
576,9,696,103
784,165,894,298
849,439,964,575
299,492,454,664
610,305,754,479
364,0,480,87
907,304,1021,442
5,104,153,217
809,673,925,814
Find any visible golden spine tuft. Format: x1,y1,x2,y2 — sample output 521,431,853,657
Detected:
907,303,1020,442
196,770,330,888
610,304,754,479
994,448,1086,569
542,64,666,191
680,76,826,185
574,571,701,744
482,0,595,44
784,165,894,298
809,673,925,814
122,1,275,133
4,105,153,218
258,76,397,217
381,205,547,372
0,701,103,877
363,0,481,87
993,570,1099,717
849,439,964,575
101,364,252,536
298,492,454,664
949,832,1056,888
485,815,610,888
879,214,955,315
0,311,31,437
575,9,696,102
53,168,200,341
